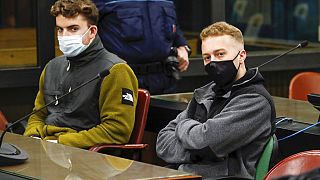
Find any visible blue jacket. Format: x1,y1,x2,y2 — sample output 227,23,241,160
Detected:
93,0,188,64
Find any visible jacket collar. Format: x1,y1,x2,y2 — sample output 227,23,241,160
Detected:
194,68,263,104
232,68,264,89
67,35,105,67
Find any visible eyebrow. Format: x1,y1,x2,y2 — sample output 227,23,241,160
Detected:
56,24,80,29
212,48,225,53
202,48,225,56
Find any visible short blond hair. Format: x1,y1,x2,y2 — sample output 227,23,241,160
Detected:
200,22,244,45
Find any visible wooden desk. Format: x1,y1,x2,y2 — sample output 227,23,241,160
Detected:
150,93,320,124
0,133,201,180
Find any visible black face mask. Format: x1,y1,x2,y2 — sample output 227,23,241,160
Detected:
205,51,240,89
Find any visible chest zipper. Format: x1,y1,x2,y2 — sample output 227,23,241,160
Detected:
66,60,70,72
54,95,59,106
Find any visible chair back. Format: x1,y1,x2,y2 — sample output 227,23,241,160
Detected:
129,88,150,144
216,135,279,180
88,89,150,161
289,72,320,101
255,134,278,180
0,111,8,131
264,150,320,180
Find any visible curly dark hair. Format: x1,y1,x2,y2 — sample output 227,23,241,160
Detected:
50,0,99,25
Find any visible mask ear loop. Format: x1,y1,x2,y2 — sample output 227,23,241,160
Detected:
82,26,94,46
232,51,242,79
81,26,92,38
233,51,241,70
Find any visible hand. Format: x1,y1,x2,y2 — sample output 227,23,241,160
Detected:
176,46,189,72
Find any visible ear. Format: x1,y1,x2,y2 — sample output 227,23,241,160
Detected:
89,25,98,39
239,50,247,64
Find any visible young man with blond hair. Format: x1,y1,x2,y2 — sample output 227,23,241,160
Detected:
156,22,276,179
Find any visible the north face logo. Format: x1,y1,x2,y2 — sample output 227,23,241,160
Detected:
122,88,134,106
122,93,133,102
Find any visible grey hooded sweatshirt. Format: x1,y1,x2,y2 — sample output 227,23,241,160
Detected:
156,68,276,179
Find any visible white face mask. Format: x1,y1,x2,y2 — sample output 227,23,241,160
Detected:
58,28,91,57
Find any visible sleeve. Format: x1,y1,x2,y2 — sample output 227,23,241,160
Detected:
23,68,47,138
58,63,138,148
171,2,188,47
175,94,272,158
156,107,192,163
173,25,188,47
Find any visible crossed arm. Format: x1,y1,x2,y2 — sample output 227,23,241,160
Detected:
156,94,272,163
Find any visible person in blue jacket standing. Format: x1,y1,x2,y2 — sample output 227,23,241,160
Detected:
93,0,191,94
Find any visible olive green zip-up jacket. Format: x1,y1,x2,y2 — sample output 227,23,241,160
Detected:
24,36,138,149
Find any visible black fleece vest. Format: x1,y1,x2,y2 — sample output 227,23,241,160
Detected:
43,42,124,131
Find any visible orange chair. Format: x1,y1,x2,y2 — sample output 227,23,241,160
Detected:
264,150,320,180
289,72,320,101
89,88,150,161
0,111,9,131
